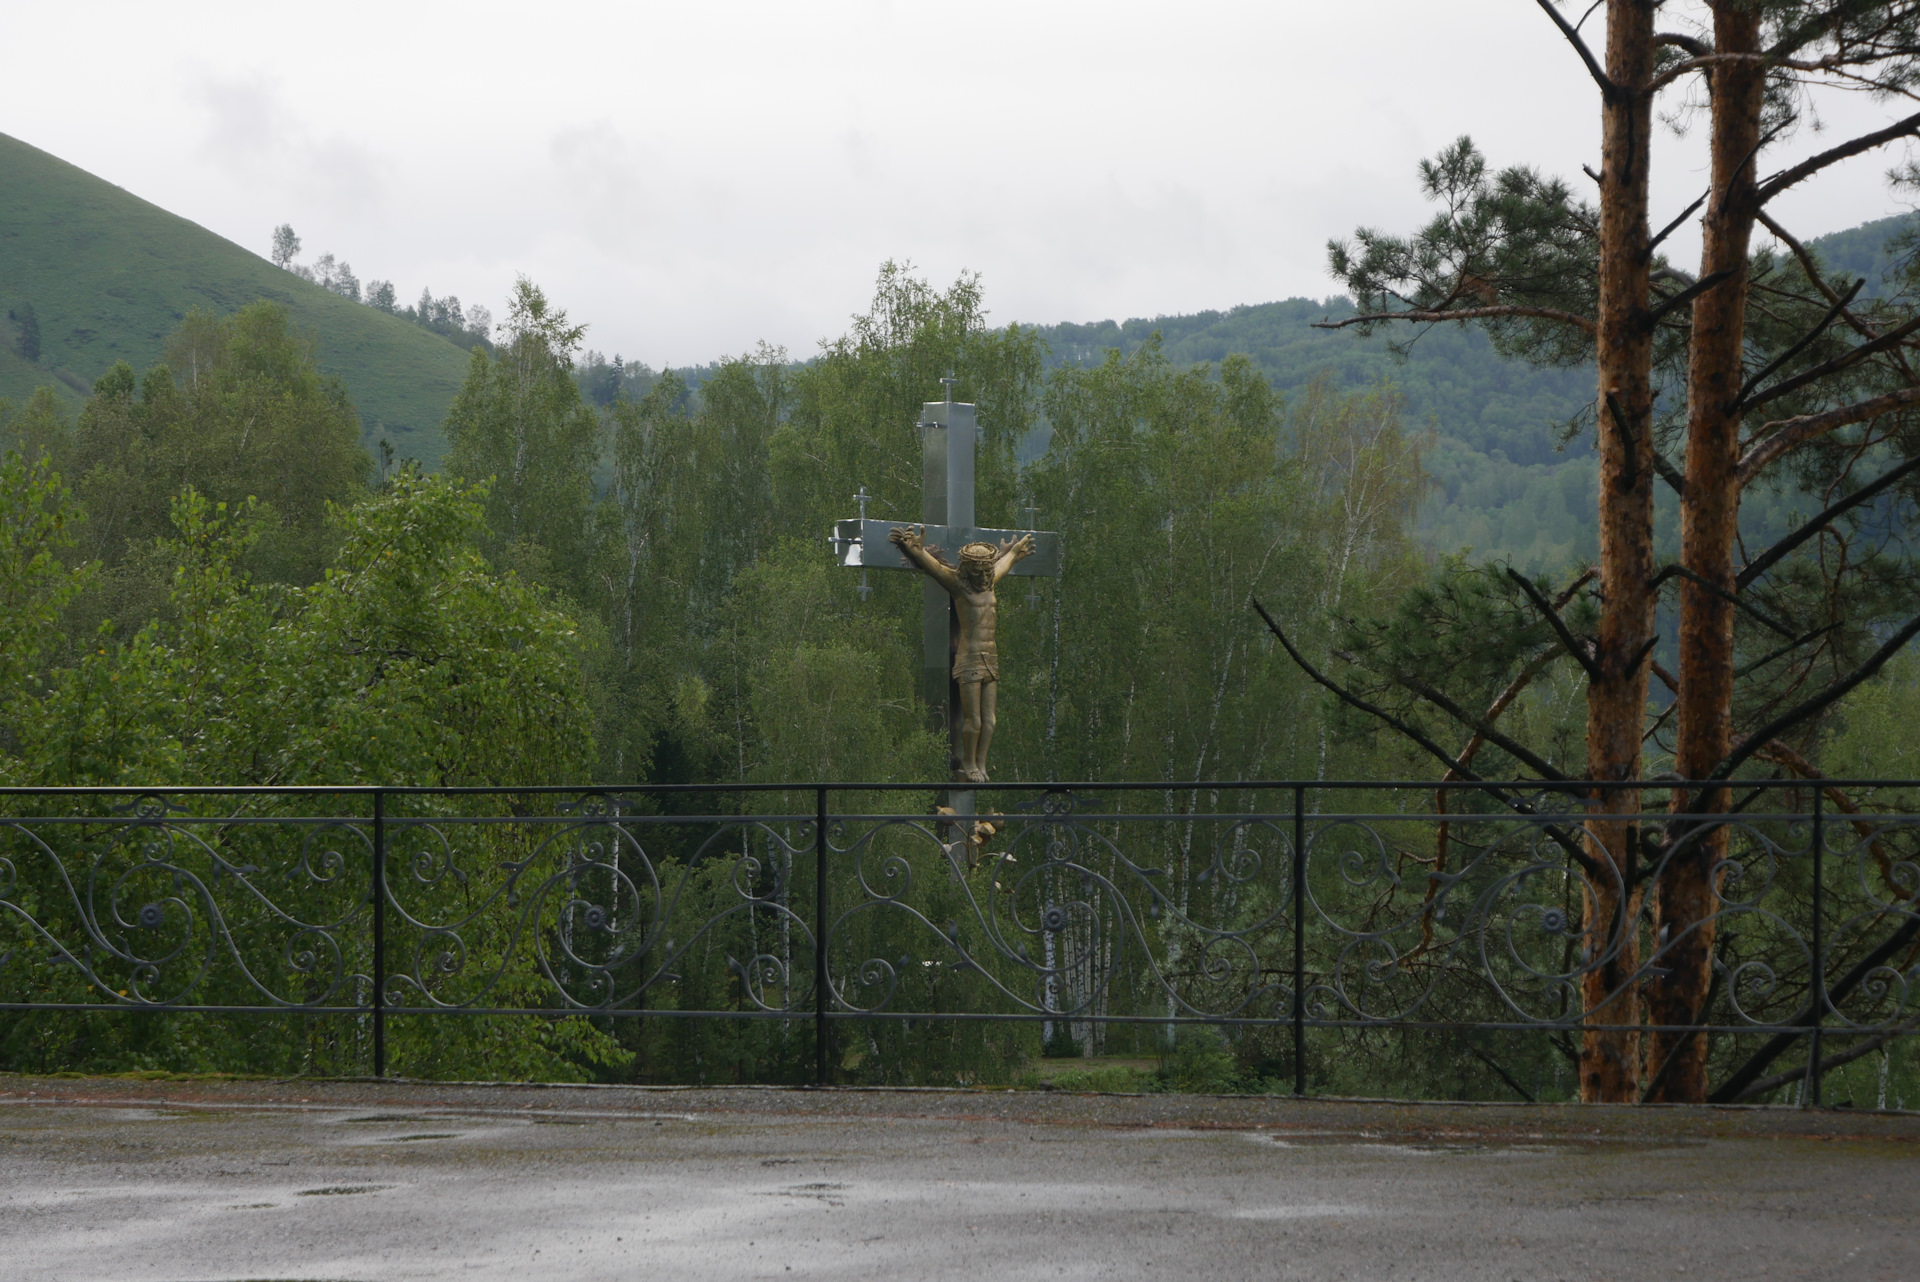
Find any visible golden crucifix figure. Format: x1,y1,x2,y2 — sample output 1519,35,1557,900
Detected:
889,524,1035,784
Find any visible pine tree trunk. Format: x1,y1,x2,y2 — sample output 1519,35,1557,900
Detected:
1580,0,1659,1103
1650,4,1766,1105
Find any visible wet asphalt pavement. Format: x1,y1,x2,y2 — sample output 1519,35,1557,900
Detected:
0,1076,1915,1281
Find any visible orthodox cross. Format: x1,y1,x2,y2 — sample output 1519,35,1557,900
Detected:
1020,499,1043,607
829,380,1060,788
851,486,874,601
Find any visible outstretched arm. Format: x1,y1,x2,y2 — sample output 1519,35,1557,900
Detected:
992,533,1036,585
890,524,961,593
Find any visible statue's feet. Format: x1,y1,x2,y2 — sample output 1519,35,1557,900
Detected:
967,767,989,785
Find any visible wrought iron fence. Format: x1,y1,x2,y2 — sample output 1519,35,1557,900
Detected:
2,781,1916,1103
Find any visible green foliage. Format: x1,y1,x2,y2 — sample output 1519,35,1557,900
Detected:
13,117,1918,579
1159,1026,1243,1093
0,386,72,468
1015,1063,1158,1093
1825,652,1920,780
1034,299,1592,470
67,304,371,589
1325,557,1594,777
0,449,89,757
721,543,943,783
1329,136,1597,370
778,261,1044,538
0,467,593,790
444,279,598,571
1002,351,1425,784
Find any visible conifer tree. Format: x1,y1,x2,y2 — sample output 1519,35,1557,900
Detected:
1291,0,1920,1102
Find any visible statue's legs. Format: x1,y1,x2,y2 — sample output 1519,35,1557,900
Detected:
976,680,998,783
956,679,983,783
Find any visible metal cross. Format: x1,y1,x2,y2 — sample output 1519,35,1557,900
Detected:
828,391,1061,785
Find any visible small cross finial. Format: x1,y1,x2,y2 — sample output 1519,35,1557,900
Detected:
1022,497,1042,604
853,486,874,600
940,374,959,406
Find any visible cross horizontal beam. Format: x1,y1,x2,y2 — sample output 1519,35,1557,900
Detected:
831,519,1061,578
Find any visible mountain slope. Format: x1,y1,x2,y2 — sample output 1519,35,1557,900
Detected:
0,132,468,467
1805,211,1916,296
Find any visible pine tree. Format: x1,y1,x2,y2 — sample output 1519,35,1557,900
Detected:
1300,0,1920,1102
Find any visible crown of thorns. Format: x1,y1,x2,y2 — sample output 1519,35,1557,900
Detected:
959,542,998,565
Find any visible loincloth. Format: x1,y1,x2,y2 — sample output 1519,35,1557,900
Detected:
953,643,999,683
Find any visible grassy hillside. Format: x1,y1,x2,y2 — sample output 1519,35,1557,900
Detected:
0,132,468,468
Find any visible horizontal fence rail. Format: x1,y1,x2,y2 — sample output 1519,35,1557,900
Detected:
2,781,1916,1102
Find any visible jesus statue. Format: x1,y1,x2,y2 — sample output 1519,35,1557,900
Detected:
889,524,1036,784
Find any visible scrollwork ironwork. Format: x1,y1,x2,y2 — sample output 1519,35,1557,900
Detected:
0,784,1912,1068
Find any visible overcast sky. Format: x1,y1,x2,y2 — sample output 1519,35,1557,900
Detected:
4,2,1913,366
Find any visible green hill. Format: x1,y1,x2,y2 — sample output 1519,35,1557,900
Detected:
1028,218,1913,570
0,131,469,468
1803,211,1917,296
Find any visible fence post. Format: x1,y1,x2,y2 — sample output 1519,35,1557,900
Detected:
814,786,830,1088
1293,783,1307,1097
1808,785,1825,1108
372,787,387,1079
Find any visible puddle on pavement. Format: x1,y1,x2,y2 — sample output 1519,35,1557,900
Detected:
386,1133,460,1142
295,1184,396,1196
